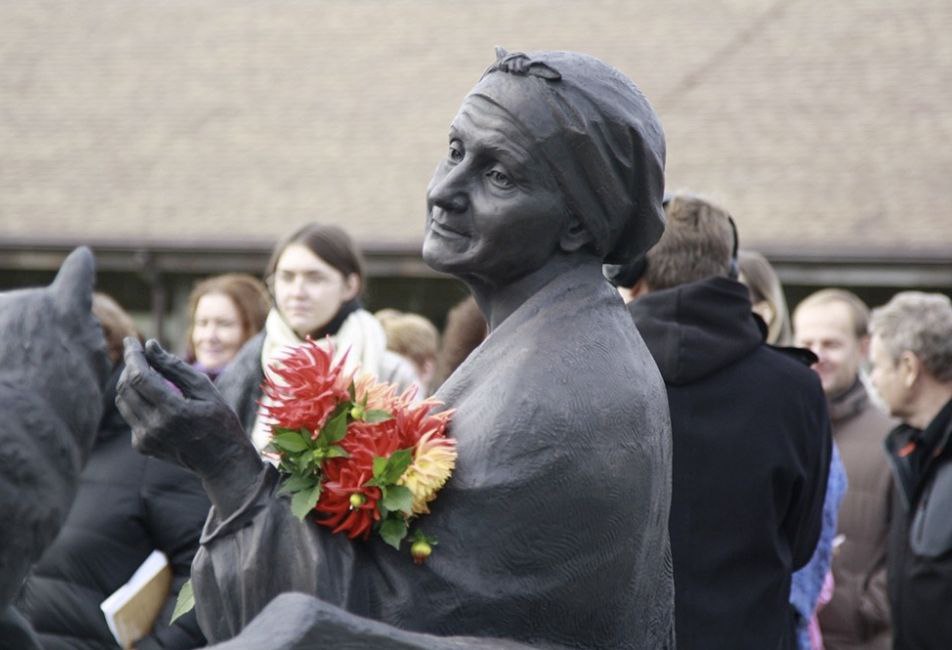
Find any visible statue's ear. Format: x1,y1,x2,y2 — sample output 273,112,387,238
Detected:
51,247,96,315
559,214,593,253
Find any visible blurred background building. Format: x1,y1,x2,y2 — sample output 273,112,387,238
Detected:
1,0,950,349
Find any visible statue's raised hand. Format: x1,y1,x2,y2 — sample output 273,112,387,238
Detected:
116,337,263,515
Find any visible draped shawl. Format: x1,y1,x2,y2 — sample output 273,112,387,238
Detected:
194,265,674,648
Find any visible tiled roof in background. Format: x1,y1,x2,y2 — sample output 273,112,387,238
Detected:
1,0,950,258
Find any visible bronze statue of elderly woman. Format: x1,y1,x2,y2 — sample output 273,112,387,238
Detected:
117,49,675,648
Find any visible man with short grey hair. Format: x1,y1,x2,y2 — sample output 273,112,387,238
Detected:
869,291,952,649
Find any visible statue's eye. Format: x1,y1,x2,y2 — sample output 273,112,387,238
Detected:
448,141,464,163
487,168,513,189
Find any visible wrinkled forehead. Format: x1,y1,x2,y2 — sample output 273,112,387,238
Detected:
451,93,536,162
461,72,561,144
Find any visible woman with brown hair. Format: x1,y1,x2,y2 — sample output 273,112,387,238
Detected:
217,223,418,451
184,273,270,379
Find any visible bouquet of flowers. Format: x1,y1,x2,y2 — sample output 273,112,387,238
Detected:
261,339,456,563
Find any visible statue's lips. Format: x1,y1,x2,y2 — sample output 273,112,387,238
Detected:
429,218,468,239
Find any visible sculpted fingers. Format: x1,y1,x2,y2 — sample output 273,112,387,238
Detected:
121,336,149,380
116,387,163,456
114,382,141,430
118,337,181,406
144,339,216,400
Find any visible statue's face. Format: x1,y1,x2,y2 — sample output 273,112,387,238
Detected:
422,93,569,286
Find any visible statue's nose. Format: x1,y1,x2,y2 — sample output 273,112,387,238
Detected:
434,192,469,214
428,165,470,214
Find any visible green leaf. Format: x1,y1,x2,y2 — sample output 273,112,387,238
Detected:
364,409,393,423
368,449,415,487
290,483,322,520
321,409,350,444
272,431,309,453
411,529,438,546
379,516,408,550
372,456,389,479
170,578,195,624
295,453,313,474
381,448,414,484
381,485,414,514
278,474,318,494
324,445,349,459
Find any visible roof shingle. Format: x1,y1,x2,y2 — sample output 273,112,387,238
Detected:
1,0,950,258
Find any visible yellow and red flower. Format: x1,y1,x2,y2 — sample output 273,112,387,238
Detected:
399,431,457,515
264,340,456,560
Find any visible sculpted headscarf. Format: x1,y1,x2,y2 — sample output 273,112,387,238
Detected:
474,48,666,264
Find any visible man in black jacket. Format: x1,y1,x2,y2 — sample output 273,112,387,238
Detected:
869,292,952,650
619,193,831,650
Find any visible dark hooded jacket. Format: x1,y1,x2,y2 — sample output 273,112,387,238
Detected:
16,365,208,650
884,398,952,650
629,276,831,650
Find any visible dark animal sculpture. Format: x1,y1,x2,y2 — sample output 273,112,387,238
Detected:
0,248,108,646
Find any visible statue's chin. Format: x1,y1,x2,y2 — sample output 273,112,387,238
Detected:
421,232,455,275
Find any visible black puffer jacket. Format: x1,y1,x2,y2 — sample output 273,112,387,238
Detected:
629,277,831,650
16,365,209,649
885,398,952,649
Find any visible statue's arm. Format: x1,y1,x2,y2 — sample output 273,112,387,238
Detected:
115,338,265,518
203,593,537,650
190,466,354,642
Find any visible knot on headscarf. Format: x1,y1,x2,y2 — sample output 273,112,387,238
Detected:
473,49,666,264
486,47,562,81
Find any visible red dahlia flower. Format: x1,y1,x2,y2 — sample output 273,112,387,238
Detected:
392,397,453,448
315,462,381,539
315,419,403,538
261,339,352,435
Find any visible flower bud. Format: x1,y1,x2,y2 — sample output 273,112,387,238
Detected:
411,539,432,565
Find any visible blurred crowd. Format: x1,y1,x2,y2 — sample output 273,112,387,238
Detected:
13,204,952,650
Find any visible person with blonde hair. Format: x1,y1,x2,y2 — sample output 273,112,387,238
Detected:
738,249,793,346
793,288,895,650
375,309,440,395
